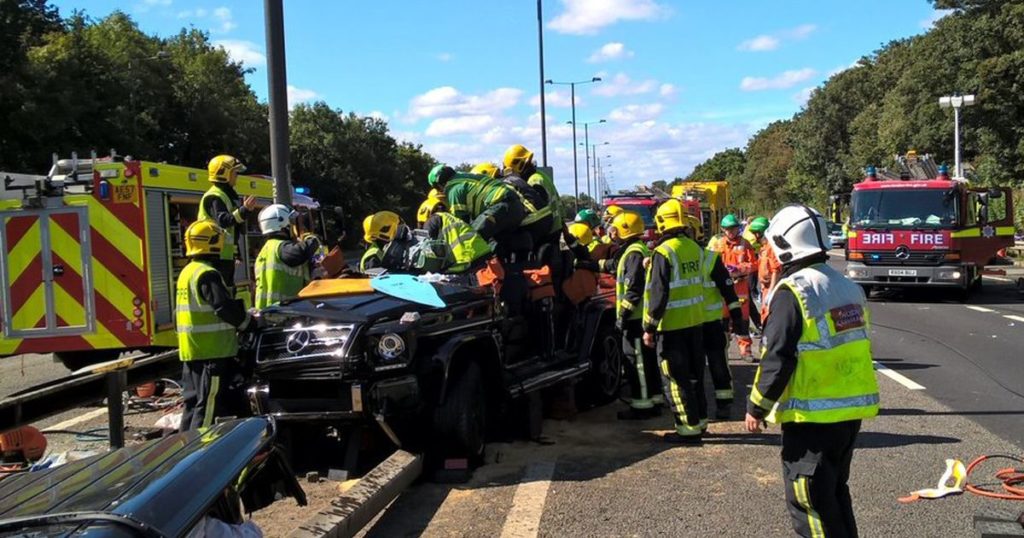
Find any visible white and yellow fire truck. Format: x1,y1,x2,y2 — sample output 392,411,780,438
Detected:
0,154,326,370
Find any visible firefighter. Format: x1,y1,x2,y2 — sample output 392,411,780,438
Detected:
418,197,494,273
360,211,402,272
176,219,254,431
698,216,746,420
612,210,663,420
745,216,770,332
567,222,597,252
746,204,879,538
601,205,624,244
715,213,757,361
427,164,529,257
253,204,321,309
417,188,447,227
575,208,601,234
470,162,500,178
643,199,707,443
199,155,257,286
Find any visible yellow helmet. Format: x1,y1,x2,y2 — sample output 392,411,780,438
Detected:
363,211,401,244
655,199,685,233
567,222,594,246
428,188,447,203
502,144,534,175
184,219,225,257
611,211,644,240
207,154,246,183
681,214,703,240
603,204,623,223
417,197,447,225
470,162,500,178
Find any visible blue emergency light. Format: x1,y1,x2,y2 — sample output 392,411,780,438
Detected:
294,186,310,195
871,254,881,261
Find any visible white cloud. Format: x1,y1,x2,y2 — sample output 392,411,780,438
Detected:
367,110,389,121
529,90,581,108
144,0,172,5
212,6,236,33
214,40,266,67
608,103,664,123
737,35,780,52
177,8,207,18
587,42,634,63
287,85,319,109
436,52,454,62
793,86,815,106
426,115,497,137
408,86,523,121
740,68,817,91
920,9,953,28
659,83,677,97
592,72,657,97
737,24,817,52
549,0,669,35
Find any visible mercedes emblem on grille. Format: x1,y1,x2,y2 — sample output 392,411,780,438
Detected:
285,330,312,354
894,246,911,260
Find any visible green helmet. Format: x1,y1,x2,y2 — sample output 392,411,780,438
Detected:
748,216,769,233
427,164,455,187
575,208,600,229
721,214,740,228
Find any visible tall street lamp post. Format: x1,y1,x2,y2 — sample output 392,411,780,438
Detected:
938,93,977,178
546,77,601,209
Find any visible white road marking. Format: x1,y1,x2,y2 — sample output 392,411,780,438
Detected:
501,461,556,538
1004,315,1024,323
44,408,108,431
984,275,1013,283
873,361,926,390
966,306,997,313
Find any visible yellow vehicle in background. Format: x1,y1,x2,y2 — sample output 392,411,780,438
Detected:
671,180,731,239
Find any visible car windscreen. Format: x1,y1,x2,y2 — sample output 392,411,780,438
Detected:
614,204,655,227
851,188,956,229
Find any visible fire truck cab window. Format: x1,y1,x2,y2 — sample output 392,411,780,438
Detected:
851,189,957,228
616,204,655,227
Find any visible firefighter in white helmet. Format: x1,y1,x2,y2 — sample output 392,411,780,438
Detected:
253,204,322,309
200,155,258,286
745,205,879,537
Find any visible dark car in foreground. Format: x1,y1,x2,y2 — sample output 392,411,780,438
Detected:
248,267,621,463
0,418,303,537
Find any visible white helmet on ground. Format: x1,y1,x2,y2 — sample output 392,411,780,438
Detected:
258,204,296,235
766,205,831,265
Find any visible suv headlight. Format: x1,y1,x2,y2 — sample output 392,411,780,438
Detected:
377,333,406,360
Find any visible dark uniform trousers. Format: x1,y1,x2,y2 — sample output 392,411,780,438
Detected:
702,319,733,407
781,420,862,538
622,319,662,406
179,357,250,431
657,326,707,430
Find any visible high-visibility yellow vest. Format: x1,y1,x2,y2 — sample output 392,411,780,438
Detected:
360,244,382,272
176,260,238,361
644,236,705,331
750,263,880,424
702,248,726,323
197,187,239,261
437,212,491,273
528,170,564,234
616,240,649,321
254,238,310,309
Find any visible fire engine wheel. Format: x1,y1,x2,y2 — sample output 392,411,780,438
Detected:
433,361,486,465
579,323,624,407
54,350,122,372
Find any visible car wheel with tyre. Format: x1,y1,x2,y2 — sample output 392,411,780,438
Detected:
433,361,486,464
578,322,623,407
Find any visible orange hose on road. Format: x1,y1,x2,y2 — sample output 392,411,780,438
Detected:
964,454,1024,500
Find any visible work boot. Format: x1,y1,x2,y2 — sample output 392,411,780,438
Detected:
663,432,703,445
617,407,661,421
715,403,732,420
650,394,666,407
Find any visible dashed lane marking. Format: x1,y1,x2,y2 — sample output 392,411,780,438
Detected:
501,460,556,538
874,361,926,390
1004,315,1024,324
966,306,997,313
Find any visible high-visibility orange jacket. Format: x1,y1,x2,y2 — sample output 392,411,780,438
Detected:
715,235,757,318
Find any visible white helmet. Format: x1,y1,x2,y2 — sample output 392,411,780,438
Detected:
258,204,296,235
765,205,830,265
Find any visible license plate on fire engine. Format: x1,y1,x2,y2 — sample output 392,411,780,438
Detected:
113,184,136,204
888,269,917,277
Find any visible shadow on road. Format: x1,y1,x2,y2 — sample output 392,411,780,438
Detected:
874,358,939,371
855,431,960,448
880,407,1024,417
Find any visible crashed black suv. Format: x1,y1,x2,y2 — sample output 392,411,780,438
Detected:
247,272,620,460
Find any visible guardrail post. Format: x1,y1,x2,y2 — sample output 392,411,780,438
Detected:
105,370,126,448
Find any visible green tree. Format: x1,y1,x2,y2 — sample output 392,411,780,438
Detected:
739,120,795,213
687,148,746,183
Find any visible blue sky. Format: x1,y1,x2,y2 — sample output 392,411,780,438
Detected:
54,0,946,196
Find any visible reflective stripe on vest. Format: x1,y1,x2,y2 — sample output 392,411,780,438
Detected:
702,248,725,321
616,240,650,320
254,238,310,309
528,171,563,234
438,212,491,273
176,260,238,361
752,263,880,424
197,187,238,261
644,236,705,331
360,245,382,272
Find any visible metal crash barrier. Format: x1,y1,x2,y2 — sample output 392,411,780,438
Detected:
0,350,180,448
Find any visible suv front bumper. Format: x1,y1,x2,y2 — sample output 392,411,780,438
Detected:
845,262,967,288
247,374,422,422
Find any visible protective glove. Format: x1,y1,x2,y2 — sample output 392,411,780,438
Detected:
570,243,590,261
729,307,744,331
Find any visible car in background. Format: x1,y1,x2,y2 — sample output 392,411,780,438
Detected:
828,221,847,249
603,193,662,244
